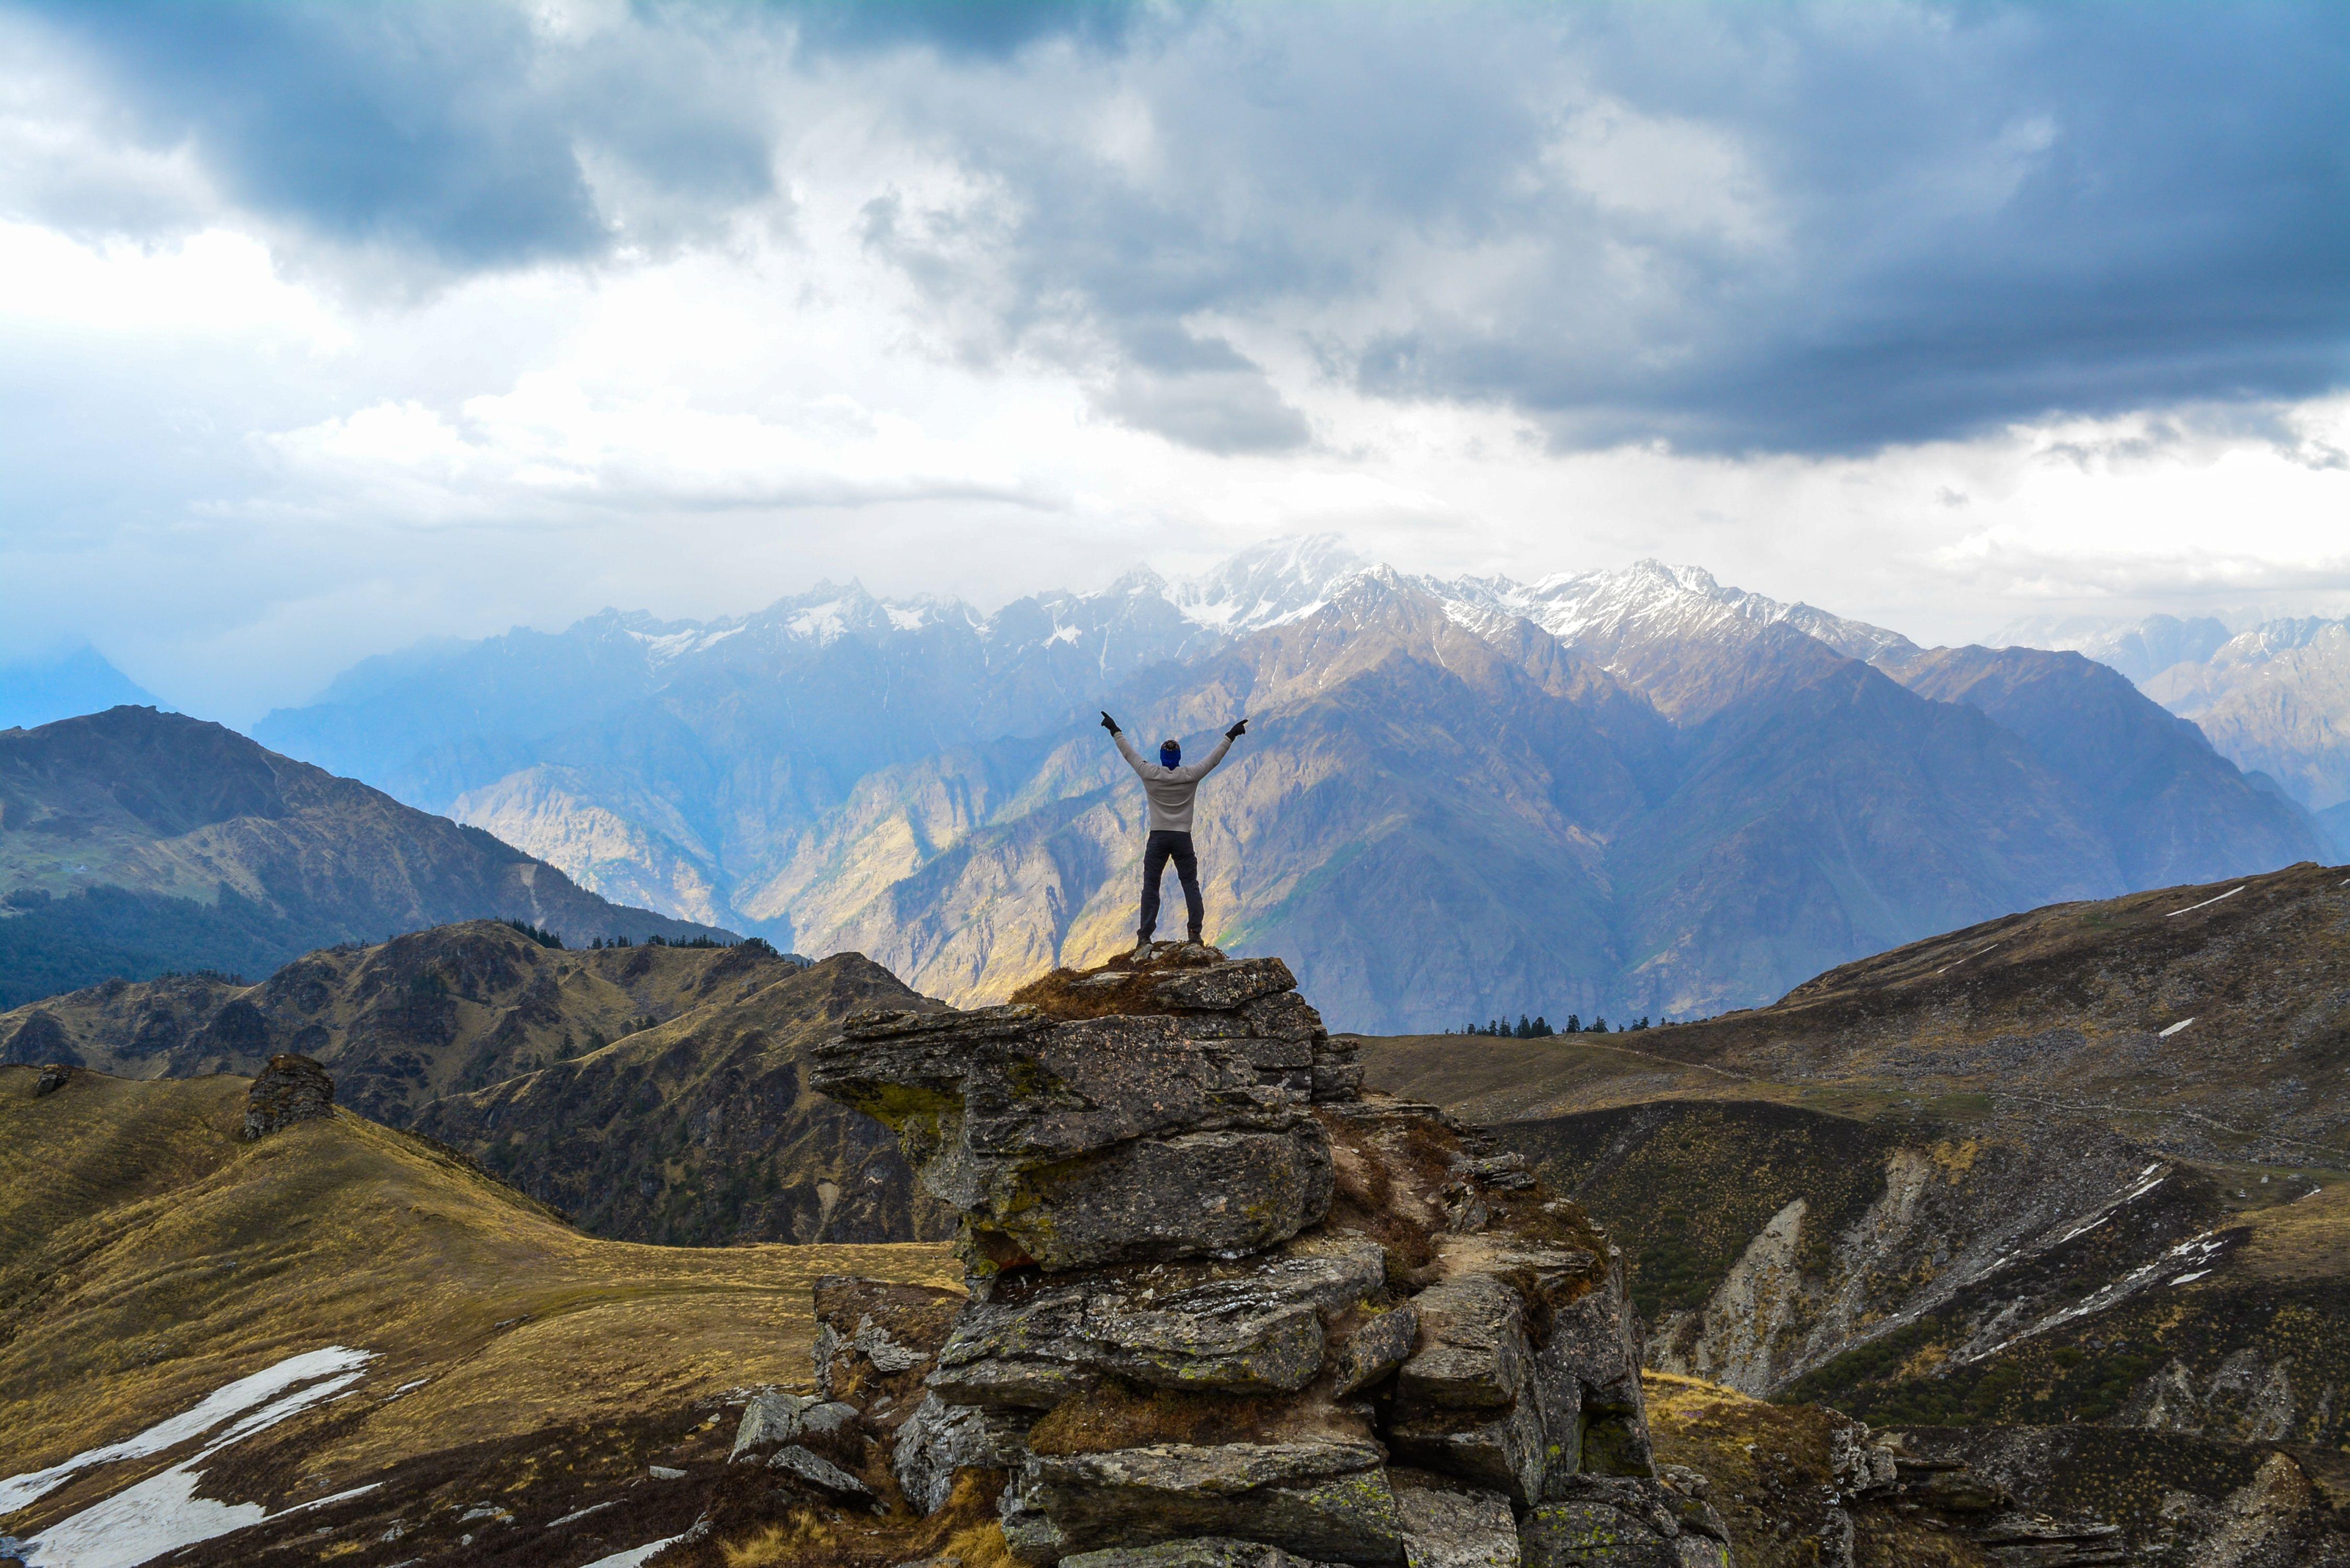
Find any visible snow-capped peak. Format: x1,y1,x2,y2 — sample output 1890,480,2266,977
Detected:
1170,534,1369,633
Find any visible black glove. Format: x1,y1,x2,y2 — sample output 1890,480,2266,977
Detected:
1225,718,1248,740
1100,711,1121,734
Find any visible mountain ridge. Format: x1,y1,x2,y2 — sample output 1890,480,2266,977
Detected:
0,707,731,1007
2002,609,2350,827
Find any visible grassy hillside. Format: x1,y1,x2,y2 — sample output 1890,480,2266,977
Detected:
0,925,948,1248
0,1065,957,1565
1355,860,2350,1528
1363,859,2350,1163
0,921,800,1115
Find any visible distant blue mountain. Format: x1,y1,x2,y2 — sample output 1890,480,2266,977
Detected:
0,647,162,730
2321,801,2350,862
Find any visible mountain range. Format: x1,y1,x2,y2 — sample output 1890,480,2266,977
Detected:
0,707,730,1008
254,540,2328,1032
2005,609,2350,852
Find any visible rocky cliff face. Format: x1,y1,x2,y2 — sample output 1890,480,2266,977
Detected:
793,943,1731,1568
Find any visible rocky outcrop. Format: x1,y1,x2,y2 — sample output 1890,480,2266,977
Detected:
31,1062,73,1097
810,944,1716,1567
242,1052,335,1138
1882,1425,2350,1566
2,1009,76,1067
811,946,1352,1277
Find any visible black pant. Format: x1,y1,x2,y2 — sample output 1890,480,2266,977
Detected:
1139,829,1204,938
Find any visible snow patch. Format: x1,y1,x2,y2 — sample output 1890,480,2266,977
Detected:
627,625,743,665
2171,1271,2211,1286
0,1347,375,1514
788,601,848,642
2165,886,2244,917
2159,1018,2196,1039
21,1359,378,1567
581,1535,688,1568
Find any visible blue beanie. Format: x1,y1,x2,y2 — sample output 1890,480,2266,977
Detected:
1160,738,1181,766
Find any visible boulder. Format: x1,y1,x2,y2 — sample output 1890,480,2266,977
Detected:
972,1124,1334,1274
1001,1440,1408,1567
1155,957,1299,1011
1517,1477,1721,1568
242,1053,333,1139
932,1241,1384,1404
1534,1267,1651,1482
1312,1064,1368,1104
1240,991,1329,1042
767,1443,874,1503
1386,1255,1631,1504
1396,1276,1533,1410
1386,1395,1549,1507
894,1392,1035,1514
798,947,1661,1564
1393,1481,1521,1567
31,1063,73,1098
731,1390,815,1461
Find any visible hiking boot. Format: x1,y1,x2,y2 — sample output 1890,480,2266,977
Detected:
1185,928,1204,947
1134,931,1156,957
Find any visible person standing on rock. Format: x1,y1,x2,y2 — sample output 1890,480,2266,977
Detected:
1099,710,1247,950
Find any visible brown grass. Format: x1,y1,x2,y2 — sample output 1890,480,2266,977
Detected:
1027,1379,1288,1455
701,1471,1012,1568
2234,1183,2350,1282
1007,965,1175,1022
0,1067,958,1555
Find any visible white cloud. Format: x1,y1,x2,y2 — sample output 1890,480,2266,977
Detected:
0,0,2343,722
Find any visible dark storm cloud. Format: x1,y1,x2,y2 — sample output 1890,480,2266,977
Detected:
10,0,2345,451
1344,2,2350,451
16,0,775,267
885,1,2350,454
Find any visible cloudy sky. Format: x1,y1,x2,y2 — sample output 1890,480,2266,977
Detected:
2,0,2345,722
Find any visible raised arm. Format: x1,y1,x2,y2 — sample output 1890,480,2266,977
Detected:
1173,734,1233,782
1108,724,1149,777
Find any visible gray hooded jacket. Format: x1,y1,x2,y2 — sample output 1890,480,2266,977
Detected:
1113,732,1233,834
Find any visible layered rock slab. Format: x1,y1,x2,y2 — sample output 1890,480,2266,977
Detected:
812,1000,1336,1274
